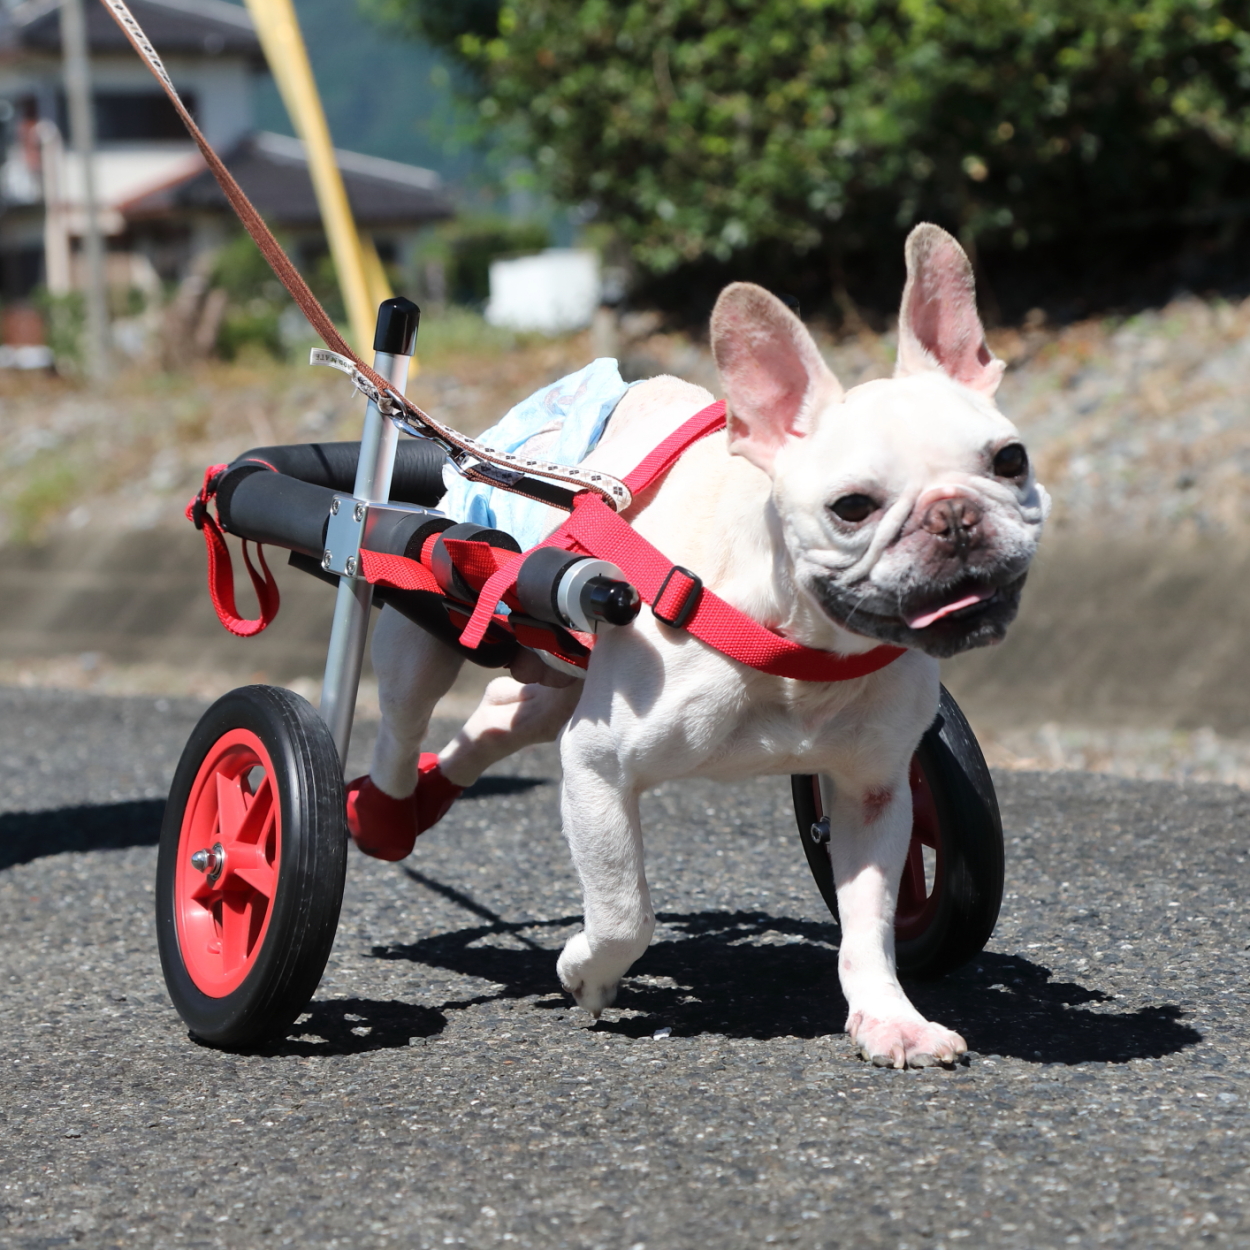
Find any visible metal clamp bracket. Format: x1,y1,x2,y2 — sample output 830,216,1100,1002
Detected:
322,497,444,578
322,494,368,578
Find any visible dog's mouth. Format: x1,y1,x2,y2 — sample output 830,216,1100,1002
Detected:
811,571,1028,658
902,584,998,631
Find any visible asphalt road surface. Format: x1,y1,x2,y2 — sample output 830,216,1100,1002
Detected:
0,686,1247,1249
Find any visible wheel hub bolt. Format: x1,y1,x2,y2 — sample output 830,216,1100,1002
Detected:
191,843,224,883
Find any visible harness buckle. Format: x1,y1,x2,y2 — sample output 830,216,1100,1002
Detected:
652,565,702,629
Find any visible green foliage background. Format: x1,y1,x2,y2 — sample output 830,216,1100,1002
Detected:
251,0,487,186
368,0,1250,318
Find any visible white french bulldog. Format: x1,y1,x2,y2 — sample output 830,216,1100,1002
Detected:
362,223,1049,1068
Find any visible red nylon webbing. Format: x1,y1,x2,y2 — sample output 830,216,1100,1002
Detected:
547,492,905,681
358,548,441,594
621,399,729,493
186,465,280,638
454,399,905,683
458,556,523,649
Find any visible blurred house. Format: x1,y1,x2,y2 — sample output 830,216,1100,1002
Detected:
0,0,453,313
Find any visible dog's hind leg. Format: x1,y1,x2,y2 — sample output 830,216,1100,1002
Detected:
555,719,654,1016
368,604,464,798
825,772,967,1069
346,605,467,860
435,676,582,788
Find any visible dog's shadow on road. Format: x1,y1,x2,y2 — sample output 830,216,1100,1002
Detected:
370,872,1201,1066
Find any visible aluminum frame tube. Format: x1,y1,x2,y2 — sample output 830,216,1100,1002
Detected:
319,349,407,764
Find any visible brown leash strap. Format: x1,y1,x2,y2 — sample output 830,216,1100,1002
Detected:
97,0,632,514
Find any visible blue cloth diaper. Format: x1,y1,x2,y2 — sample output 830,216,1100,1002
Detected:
439,357,634,551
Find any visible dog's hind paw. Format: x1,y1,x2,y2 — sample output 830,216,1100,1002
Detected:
556,932,620,1017
847,1010,967,1070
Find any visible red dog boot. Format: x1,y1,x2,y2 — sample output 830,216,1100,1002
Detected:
345,755,464,861
345,776,418,862
414,753,463,834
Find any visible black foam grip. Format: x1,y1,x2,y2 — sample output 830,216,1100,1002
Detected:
216,470,335,557
364,511,452,562
515,547,584,625
228,439,446,507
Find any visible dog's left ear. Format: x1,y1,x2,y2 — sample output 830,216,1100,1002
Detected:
711,282,842,474
896,223,1005,397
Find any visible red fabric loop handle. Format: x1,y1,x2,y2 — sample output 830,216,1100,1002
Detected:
458,554,523,649
185,464,280,638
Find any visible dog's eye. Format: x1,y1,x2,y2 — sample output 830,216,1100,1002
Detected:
829,493,877,524
993,443,1028,478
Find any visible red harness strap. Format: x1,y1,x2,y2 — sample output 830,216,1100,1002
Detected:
186,465,280,638
459,401,906,682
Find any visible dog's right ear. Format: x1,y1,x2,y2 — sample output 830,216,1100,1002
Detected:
896,223,1004,396
711,283,842,475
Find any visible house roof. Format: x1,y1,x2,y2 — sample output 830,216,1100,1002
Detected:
122,131,454,229
4,0,262,59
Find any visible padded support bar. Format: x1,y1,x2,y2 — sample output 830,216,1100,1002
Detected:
217,469,335,558
219,467,453,563
229,439,447,507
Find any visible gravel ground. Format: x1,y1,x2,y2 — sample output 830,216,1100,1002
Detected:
0,687,1247,1249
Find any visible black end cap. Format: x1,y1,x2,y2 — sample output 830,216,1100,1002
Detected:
374,297,421,356
584,578,642,627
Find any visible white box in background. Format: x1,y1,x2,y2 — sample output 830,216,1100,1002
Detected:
486,248,601,334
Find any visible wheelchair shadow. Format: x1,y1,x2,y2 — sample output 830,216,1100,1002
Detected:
0,776,542,874
0,799,166,870
245,996,447,1057
372,872,1202,1065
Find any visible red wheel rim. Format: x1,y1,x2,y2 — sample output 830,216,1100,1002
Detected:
894,755,942,942
173,728,281,997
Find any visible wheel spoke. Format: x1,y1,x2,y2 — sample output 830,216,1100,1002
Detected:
215,770,249,844
232,773,274,848
219,819,278,899
898,835,927,912
218,893,252,971
230,865,276,899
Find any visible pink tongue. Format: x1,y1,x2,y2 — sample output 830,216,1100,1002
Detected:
905,588,994,631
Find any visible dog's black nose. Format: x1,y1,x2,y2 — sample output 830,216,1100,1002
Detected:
921,498,981,555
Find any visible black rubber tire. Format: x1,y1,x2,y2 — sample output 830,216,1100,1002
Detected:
156,685,347,1048
791,686,1004,979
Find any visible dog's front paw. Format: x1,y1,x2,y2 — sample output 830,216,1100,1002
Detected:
556,932,620,1018
846,1008,967,1069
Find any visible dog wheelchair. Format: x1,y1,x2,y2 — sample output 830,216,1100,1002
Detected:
155,301,1005,1049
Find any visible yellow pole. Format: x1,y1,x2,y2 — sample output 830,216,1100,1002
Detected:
242,0,388,354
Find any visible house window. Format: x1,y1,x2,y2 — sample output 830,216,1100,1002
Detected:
56,91,197,142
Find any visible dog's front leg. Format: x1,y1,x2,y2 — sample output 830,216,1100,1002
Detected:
827,776,967,1068
556,723,654,1016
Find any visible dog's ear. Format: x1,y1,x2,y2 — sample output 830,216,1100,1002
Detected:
711,283,842,474
896,223,1005,397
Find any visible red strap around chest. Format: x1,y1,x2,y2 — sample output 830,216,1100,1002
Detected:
458,400,905,683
